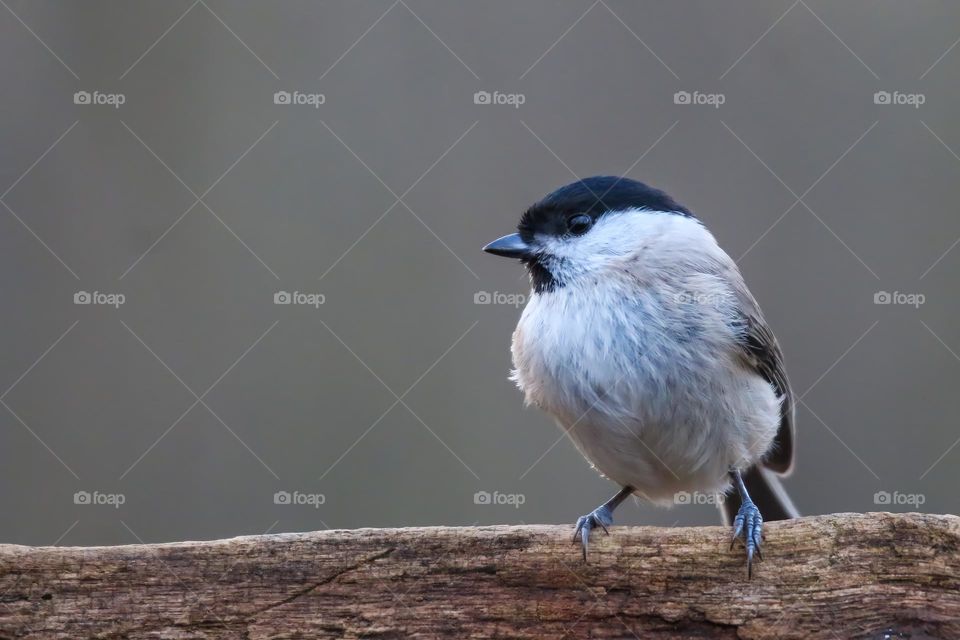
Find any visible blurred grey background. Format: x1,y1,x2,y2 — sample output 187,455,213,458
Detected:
0,0,957,546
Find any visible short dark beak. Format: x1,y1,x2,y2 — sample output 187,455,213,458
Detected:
482,233,531,259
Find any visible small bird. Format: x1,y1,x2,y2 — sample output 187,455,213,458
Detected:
483,176,798,577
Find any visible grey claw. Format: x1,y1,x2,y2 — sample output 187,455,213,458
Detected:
731,499,763,578
572,505,614,562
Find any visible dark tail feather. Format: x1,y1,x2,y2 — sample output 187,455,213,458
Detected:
720,466,799,525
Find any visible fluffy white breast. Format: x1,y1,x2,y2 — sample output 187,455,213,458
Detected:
511,211,781,500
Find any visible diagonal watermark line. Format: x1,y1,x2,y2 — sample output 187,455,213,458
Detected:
798,320,879,400
403,121,478,197
120,399,198,480
200,0,279,79
589,120,681,209
520,0,600,79
391,521,479,603
719,0,800,80
799,1,878,79
0,120,82,279
120,0,201,79
723,119,880,278
120,120,198,197
198,200,280,279
920,435,960,481
612,415,680,481
318,319,480,479
921,235,960,281
524,119,670,216
920,33,960,79
319,318,480,474
318,400,397,481
320,0,400,80
1,399,79,479
0,320,81,479
801,120,879,198
918,320,960,479
2,120,79,200
319,120,398,198
400,403,480,480
317,204,398,282
1,200,80,279
918,122,960,279
212,519,281,584
598,0,679,79
519,373,627,480
615,120,680,180
555,557,643,640
737,206,794,263
203,120,280,197
119,320,203,398
200,322,281,399
398,0,479,79
117,201,199,280
120,521,230,629
318,120,479,280
119,320,280,480
720,120,800,199
398,202,480,279
520,120,585,186
51,520,80,546
2,518,78,615
520,119,680,217
0,505,84,606
920,319,960,363
119,120,280,280
798,201,880,279
0,0,79,78
798,398,879,480
201,400,280,479
322,119,477,204
560,599,602,640
922,120,960,163
2,320,79,400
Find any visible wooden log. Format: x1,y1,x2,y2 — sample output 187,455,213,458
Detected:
0,512,957,639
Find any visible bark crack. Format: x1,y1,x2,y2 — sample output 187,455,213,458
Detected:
248,546,397,618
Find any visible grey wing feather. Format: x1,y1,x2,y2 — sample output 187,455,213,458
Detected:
730,282,795,475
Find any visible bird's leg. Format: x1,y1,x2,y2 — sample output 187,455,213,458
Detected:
729,468,763,578
572,485,634,561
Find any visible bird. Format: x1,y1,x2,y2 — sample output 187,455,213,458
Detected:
482,176,798,577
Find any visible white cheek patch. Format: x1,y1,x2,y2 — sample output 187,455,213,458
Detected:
536,209,698,281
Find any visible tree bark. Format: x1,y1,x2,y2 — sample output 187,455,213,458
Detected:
0,512,957,639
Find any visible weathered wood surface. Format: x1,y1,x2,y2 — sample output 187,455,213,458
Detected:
0,512,956,639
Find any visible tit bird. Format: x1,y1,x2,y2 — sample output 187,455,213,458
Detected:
483,177,798,577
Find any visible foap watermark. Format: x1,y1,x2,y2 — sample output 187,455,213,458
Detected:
874,291,925,308
74,490,125,508
473,90,525,109
874,90,925,108
674,491,726,506
274,291,325,308
874,490,925,507
74,291,125,308
473,490,525,508
74,90,126,108
474,290,527,308
673,291,735,306
273,90,325,108
674,90,725,109
274,490,326,508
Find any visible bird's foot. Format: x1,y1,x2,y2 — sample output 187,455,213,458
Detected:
730,498,763,578
572,504,613,561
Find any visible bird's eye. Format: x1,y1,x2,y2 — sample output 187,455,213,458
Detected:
567,214,592,236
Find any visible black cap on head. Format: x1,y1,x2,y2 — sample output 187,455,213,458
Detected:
518,176,692,241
